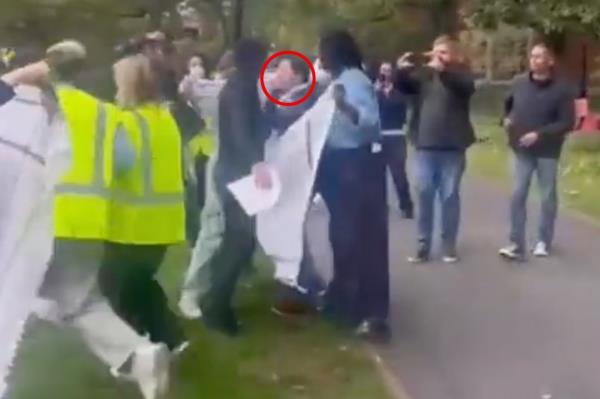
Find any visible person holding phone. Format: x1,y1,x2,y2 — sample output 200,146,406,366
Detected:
396,35,475,264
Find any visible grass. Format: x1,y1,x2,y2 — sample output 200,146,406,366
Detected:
470,115,600,220
7,248,392,399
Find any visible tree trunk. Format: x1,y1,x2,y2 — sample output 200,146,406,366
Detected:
148,0,163,29
484,32,495,81
430,0,459,36
232,0,244,42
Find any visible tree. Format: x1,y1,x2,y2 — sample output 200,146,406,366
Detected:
469,0,600,38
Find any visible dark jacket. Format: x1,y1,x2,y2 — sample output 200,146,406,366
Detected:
0,80,15,106
504,73,576,159
396,66,475,151
376,84,407,131
214,72,268,188
264,82,326,134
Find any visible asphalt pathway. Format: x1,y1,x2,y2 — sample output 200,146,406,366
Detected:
306,177,600,399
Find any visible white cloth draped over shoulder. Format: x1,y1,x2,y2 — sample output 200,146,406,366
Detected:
0,86,71,397
257,86,335,287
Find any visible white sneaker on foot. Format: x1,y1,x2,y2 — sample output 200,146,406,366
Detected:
31,298,61,323
172,341,190,358
131,343,170,399
533,242,550,257
178,293,202,320
499,244,525,261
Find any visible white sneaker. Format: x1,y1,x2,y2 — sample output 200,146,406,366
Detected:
533,242,550,257
172,341,190,358
178,293,202,320
131,343,170,399
31,298,61,323
499,244,524,261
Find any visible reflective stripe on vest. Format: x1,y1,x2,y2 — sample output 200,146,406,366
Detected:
55,110,183,206
54,101,107,195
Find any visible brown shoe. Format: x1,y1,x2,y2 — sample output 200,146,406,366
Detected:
271,299,315,317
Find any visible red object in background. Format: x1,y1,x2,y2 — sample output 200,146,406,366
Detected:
574,98,600,134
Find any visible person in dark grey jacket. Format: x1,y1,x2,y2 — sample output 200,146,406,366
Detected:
396,35,475,264
199,39,269,335
499,43,576,261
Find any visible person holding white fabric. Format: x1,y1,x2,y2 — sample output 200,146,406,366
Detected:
0,63,65,398
1,42,171,399
262,56,328,316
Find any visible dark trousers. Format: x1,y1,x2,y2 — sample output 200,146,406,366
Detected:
316,145,389,326
382,135,413,212
99,243,185,350
200,188,256,320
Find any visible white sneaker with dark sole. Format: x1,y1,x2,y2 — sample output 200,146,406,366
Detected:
499,244,525,261
533,242,550,257
442,255,459,264
178,294,202,320
131,343,170,399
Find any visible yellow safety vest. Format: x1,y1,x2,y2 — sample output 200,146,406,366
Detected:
107,104,185,245
53,85,118,240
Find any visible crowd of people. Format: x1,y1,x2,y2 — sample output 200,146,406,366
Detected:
0,25,575,399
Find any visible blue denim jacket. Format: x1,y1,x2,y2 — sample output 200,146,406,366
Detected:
326,68,380,149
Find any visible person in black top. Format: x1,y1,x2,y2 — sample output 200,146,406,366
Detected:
499,43,575,261
197,38,269,335
376,61,413,219
396,36,475,264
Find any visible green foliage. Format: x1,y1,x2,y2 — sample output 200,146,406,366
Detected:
469,0,600,36
246,0,454,59
9,248,392,399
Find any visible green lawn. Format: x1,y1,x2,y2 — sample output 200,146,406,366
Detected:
470,115,600,220
7,248,392,399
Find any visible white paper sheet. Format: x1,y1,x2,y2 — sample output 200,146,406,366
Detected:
227,166,281,216
256,87,335,286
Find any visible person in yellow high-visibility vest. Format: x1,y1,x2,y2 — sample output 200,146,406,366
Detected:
30,41,170,399
97,54,187,353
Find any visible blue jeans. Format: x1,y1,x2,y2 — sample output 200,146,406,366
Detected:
510,153,559,250
414,150,466,252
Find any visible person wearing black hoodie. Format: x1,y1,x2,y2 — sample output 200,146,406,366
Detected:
396,36,475,264
499,43,575,261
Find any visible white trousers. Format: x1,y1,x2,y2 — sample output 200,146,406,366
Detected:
38,239,148,370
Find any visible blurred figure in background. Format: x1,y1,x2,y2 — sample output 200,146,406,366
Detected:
214,50,235,80
396,36,475,264
499,43,575,261
376,61,413,219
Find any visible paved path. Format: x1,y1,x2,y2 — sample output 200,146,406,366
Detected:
307,177,600,399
